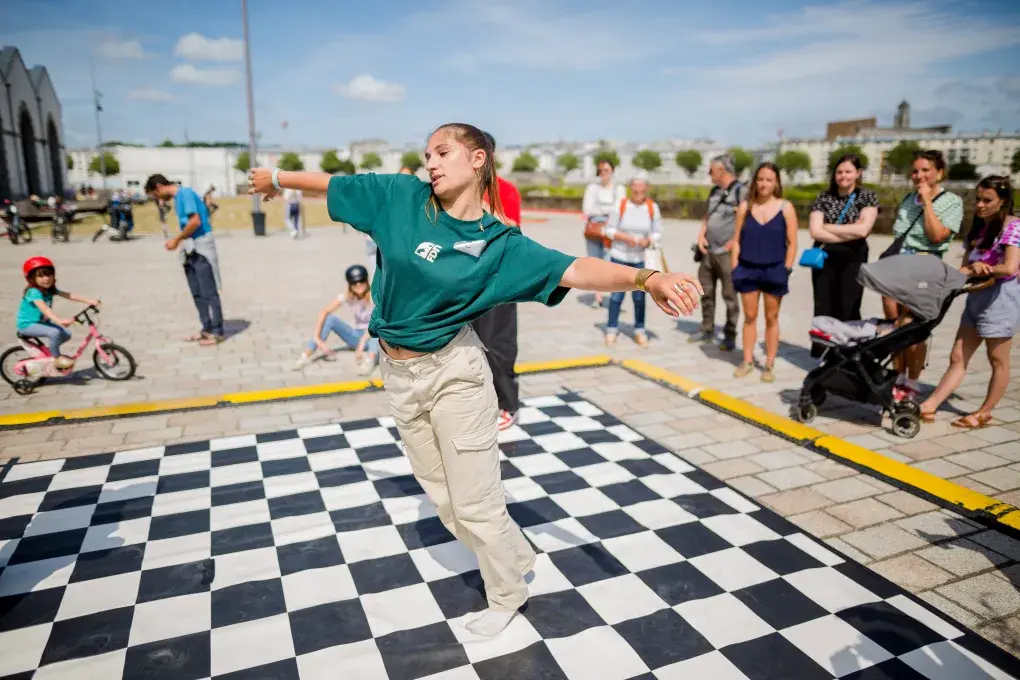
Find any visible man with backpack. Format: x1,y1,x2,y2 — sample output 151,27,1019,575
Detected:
693,154,744,351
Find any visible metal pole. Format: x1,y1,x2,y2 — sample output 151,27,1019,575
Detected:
90,58,106,189
241,0,261,223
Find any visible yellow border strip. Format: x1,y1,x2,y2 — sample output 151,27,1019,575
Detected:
0,356,611,429
617,361,1020,534
4,355,1019,533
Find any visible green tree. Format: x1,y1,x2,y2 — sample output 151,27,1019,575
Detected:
320,150,344,174
884,141,922,176
278,152,304,172
674,150,703,178
235,151,251,174
159,139,175,148
775,150,812,181
557,152,580,173
827,144,869,173
360,152,382,171
726,147,755,177
512,151,539,173
1010,149,1020,175
88,151,119,176
948,160,978,181
400,150,423,173
633,149,662,172
65,154,73,171
593,148,620,170
337,159,357,175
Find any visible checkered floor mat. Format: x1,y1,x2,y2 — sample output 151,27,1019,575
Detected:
1,393,1018,679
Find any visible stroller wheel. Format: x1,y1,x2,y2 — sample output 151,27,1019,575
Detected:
809,385,827,407
792,403,818,424
892,411,921,439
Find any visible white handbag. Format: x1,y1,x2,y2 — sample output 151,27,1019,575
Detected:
645,246,669,274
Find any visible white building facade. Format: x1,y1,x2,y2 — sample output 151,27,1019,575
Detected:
66,137,738,195
0,46,67,200
780,129,1020,184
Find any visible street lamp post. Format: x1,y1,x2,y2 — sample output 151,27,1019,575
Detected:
90,59,106,190
241,0,265,235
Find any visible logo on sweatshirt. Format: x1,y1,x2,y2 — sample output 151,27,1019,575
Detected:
415,242,442,262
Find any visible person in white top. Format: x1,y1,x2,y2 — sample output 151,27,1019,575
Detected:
282,187,303,238
603,175,662,347
582,159,627,307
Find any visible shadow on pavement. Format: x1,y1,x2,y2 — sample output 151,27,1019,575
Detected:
222,319,251,341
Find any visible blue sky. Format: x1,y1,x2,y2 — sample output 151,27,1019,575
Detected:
3,0,1019,150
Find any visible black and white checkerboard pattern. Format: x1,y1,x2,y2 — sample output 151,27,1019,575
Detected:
1,393,1018,680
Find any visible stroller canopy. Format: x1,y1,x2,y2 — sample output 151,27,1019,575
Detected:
857,254,966,321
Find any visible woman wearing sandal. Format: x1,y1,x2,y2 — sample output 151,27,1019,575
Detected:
920,176,1020,429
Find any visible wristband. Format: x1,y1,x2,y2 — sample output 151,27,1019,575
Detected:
271,168,282,191
635,268,659,292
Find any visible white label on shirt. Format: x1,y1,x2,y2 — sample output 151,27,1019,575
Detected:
453,240,487,258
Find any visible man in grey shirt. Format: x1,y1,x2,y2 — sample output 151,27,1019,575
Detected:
693,154,744,350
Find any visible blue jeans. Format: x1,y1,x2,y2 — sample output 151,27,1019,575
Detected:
607,258,646,332
19,322,71,356
309,315,380,357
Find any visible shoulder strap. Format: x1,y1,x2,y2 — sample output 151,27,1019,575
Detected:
646,199,654,220
619,197,628,221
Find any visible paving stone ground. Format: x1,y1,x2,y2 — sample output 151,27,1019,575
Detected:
2,209,1020,655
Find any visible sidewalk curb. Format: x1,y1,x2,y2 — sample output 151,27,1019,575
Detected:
4,355,1019,538
617,358,1020,540
0,356,613,430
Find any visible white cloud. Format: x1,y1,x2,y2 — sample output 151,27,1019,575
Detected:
174,33,243,62
129,88,175,103
664,1,1020,140
333,75,406,103
96,38,146,60
170,64,241,86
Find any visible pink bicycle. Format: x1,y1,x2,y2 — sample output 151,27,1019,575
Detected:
1,305,136,395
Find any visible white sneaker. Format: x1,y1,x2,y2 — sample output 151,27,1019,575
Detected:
292,354,312,371
357,357,376,376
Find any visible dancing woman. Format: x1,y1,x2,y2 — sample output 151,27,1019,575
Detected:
247,122,703,638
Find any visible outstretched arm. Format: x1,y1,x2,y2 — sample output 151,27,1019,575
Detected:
250,170,331,200
560,257,703,318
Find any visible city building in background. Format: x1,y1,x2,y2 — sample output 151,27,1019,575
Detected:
65,101,1020,194
783,101,1018,183
0,46,67,200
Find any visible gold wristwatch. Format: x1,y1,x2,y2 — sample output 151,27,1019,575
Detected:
635,268,659,292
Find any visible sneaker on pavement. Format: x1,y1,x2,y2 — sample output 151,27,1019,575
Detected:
733,362,754,378
719,338,736,351
497,410,518,431
688,332,712,344
633,331,649,348
292,354,313,371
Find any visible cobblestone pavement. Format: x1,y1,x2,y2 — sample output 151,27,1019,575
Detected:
2,212,1017,497
2,211,1019,654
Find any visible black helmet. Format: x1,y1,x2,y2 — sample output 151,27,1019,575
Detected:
345,264,369,285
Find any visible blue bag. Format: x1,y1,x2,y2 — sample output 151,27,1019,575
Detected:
799,192,855,269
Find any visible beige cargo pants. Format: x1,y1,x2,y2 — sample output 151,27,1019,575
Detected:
378,325,536,612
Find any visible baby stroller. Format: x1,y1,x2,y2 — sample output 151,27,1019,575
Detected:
792,254,993,438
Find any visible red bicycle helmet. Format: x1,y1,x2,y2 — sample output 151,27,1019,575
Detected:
23,256,54,279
